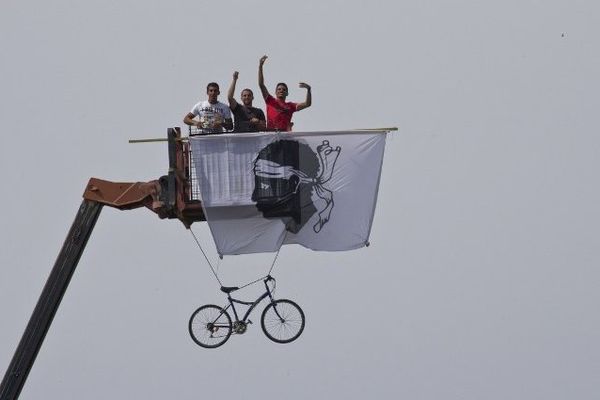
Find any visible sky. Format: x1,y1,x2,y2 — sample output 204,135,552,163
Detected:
1,1,599,399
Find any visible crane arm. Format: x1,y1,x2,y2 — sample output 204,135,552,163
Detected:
1,128,204,400
0,200,103,400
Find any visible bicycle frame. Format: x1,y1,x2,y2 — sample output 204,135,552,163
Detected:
188,274,305,347
223,277,276,323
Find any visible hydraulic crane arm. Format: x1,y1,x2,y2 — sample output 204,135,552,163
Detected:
0,200,103,400
0,128,203,400
84,178,163,210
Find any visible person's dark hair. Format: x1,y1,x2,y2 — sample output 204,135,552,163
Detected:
276,82,288,92
206,82,220,92
241,88,254,97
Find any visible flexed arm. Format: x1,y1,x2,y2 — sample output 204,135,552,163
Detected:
258,55,270,99
183,112,200,127
228,71,239,110
296,82,312,111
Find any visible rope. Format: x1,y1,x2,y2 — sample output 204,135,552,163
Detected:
215,256,221,276
238,276,267,290
189,228,223,286
189,228,285,289
267,233,286,276
267,247,281,276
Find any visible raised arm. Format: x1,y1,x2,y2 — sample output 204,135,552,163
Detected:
258,55,270,99
227,71,239,110
296,82,312,111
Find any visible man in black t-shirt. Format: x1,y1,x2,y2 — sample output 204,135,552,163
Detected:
227,71,267,132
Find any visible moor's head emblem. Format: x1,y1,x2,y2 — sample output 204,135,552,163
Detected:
252,139,341,234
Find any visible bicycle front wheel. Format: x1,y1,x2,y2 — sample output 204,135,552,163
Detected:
189,304,232,348
261,299,305,344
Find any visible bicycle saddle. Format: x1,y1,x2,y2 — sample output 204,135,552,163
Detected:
220,286,239,294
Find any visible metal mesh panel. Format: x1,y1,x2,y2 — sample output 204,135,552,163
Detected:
187,145,201,201
186,125,201,201
188,125,203,136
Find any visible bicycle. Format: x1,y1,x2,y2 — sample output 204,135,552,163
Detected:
188,275,305,348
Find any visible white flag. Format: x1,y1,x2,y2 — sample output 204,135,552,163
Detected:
190,130,388,255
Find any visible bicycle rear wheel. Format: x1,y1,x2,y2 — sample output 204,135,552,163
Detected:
189,304,232,348
261,299,305,344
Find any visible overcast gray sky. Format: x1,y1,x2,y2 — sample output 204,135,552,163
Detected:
1,1,599,399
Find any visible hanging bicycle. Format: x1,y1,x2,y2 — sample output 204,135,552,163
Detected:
188,275,305,348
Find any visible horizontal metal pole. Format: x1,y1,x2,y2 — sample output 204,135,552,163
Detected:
128,137,186,143
129,127,398,144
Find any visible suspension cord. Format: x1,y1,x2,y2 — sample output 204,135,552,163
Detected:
238,276,266,290
189,228,223,287
189,229,285,289
231,244,283,290
267,241,284,276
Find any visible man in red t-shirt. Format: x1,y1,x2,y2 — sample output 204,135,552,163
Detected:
258,55,312,131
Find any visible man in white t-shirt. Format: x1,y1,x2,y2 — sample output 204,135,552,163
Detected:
183,82,233,134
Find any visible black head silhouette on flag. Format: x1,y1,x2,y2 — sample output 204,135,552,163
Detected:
252,139,341,234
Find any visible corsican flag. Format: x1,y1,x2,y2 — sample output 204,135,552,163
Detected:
190,130,388,256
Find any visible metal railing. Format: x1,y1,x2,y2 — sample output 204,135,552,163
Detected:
186,143,201,202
